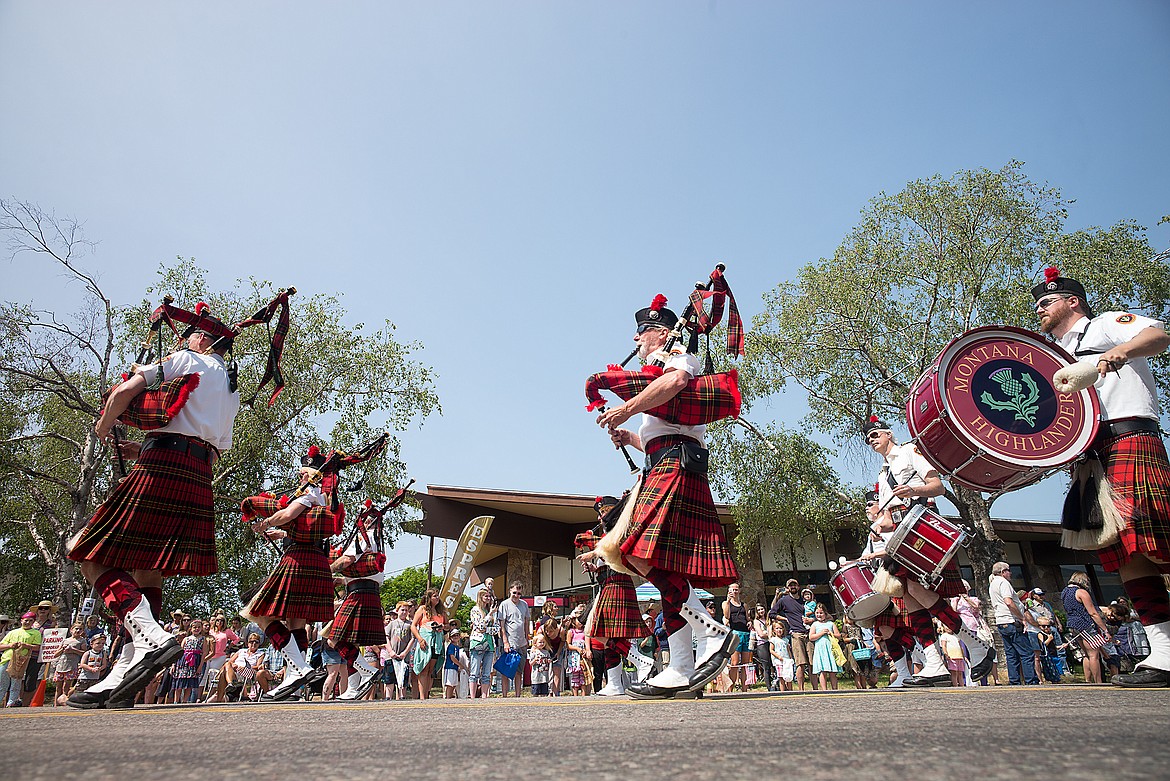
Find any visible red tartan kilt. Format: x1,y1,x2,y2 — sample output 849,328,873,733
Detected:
871,596,912,630
585,370,741,426
592,573,650,639
1095,432,1170,573
620,437,739,588
68,444,216,576
330,587,386,646
246,545,335,622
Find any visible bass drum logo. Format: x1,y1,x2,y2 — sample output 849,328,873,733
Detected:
970,360,1056,434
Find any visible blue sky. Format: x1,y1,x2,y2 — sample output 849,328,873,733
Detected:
3,2,1168,574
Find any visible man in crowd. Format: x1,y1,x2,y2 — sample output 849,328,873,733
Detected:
989,562,1038,685
0,612,42,707
1032,267,1170,687
496,581,531,697
770,579,813,690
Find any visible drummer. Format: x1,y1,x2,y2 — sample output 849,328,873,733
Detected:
1031,267,1170,687
860,416,996,687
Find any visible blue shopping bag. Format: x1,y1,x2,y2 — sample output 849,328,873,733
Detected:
493,649,522,679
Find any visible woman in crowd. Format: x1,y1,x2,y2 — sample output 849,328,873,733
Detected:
808,604,842,691
202,614,239,699
171,618,207,704
541,615,566,696
467,588,497,699
751,604,774,691
1062,571,1112,684
208,633,272,702
722,583,752,693
319,622,348,699
951,580,996,685
411,588,448,699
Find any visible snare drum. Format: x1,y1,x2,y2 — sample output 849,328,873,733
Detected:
886,505,966,587
829,562,890,621
907,326,1100,492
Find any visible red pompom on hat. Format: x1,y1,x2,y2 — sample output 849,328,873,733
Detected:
1044,267,1061,283
650,294,668,311
364,499,373,509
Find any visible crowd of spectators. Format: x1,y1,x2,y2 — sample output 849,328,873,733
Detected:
4,569,1153,707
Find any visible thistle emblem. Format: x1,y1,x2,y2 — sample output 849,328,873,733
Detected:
979,368,1041,426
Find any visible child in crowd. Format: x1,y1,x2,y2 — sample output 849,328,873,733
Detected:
937,620,966,687
443,630,468,699
801,589,818,624
52,623,87,706
170,618,206,704
565,616,588,696
769,617,794,692
1036,621,1062,683
528,633,553,696
808,605,841,691
74,633,109,697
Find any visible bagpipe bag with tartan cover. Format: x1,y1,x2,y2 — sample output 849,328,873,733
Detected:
106,290,295,430
584,266,744,426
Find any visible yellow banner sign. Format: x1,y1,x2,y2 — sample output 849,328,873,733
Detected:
440,515,495,611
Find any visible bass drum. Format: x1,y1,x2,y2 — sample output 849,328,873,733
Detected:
907,326,1099,492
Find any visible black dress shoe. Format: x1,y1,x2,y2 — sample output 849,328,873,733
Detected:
104,697,136,710
626,680,683,700
68,689,111,709
970,648,997,680
1111,667,1170,688
688,631,736,692
107,638,181,704
901,674,951,688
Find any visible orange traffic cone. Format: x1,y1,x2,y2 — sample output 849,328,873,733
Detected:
30,673,47,707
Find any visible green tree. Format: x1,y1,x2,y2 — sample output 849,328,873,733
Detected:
0,200,441,616
743,161,1169,606
380,565,473,628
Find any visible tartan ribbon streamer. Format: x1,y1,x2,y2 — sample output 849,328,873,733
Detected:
685,267,744,358
234,288,295,407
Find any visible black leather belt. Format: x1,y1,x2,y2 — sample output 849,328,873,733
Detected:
645,438,707,473
141,433,217,464
1097,418,1161,442
282,539,326,554
345,580,380,595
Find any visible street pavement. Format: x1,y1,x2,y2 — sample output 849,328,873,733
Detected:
1,685,1166,781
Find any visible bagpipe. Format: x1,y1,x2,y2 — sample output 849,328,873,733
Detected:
332,478,415,578
241,432,391,544
105,288,296,431
584,264,744,428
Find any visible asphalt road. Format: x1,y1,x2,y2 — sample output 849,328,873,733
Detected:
2,685,1165,781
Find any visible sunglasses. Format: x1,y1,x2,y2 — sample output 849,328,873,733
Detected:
1035,295,1067,310
866,431,885,441
636,323,664,335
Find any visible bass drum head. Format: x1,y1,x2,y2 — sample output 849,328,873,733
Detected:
927,326,1100,475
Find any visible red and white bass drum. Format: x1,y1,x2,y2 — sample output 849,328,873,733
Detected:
907,326,1100,493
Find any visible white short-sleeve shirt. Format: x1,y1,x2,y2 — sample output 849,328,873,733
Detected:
137,350,241,451
638,349,706,446
1057,313,1164,422
876,443,936,511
